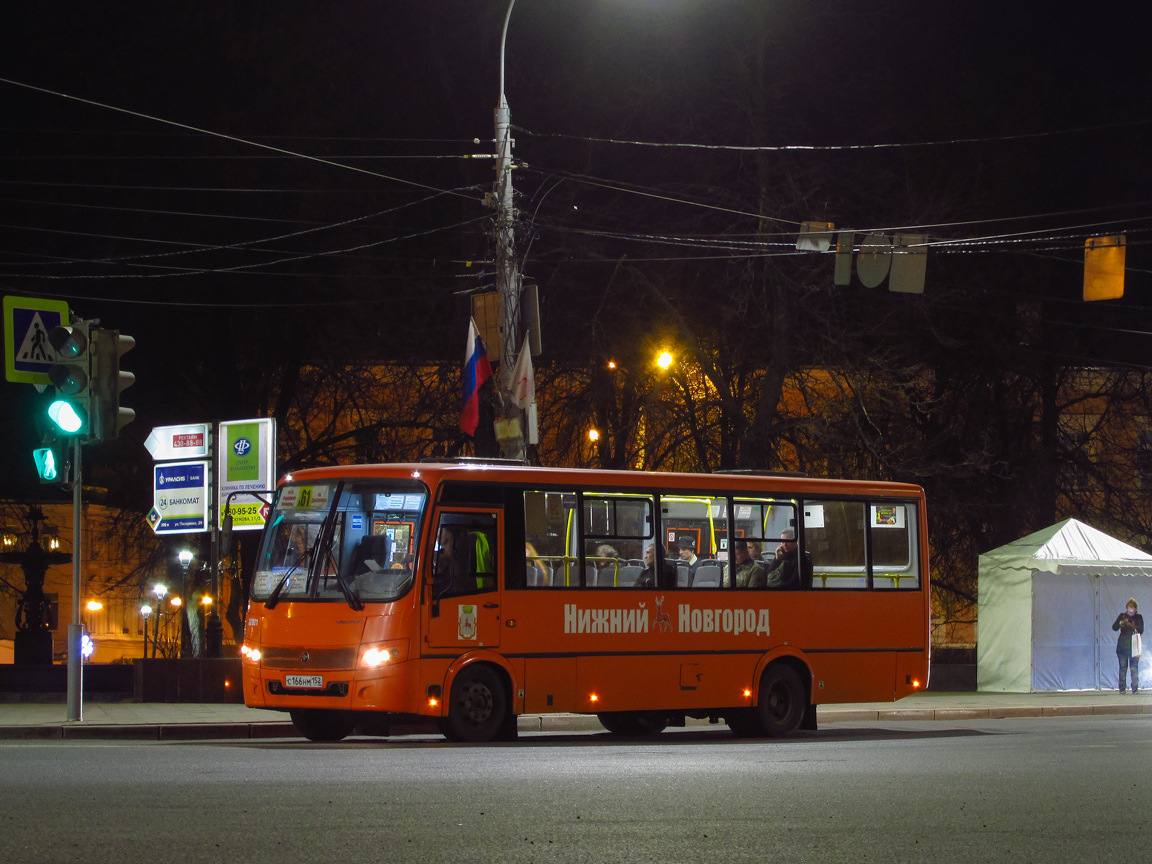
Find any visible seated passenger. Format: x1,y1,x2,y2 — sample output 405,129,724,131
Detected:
636,542,676,589
764,528,808,589
594,544,619,586
676,536,701,579
724,540,765,588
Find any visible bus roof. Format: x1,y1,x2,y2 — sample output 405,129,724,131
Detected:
278,462,924,499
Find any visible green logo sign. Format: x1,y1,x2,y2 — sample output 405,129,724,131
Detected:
226,422,260,482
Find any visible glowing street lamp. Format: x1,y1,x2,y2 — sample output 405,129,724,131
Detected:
140,604,152,659
588,428,600,442
151,584,167,658
656,351,673,370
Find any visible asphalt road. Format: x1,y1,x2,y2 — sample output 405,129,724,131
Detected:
2,717,1150,863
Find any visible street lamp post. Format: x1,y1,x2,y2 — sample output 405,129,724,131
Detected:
140,604,152,660
151,584,167,658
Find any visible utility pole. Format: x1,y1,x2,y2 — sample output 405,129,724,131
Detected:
493,0,526,461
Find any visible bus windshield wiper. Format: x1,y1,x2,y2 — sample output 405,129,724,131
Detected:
325,547,364,611
264,552,305,610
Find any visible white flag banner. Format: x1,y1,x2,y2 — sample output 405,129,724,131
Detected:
512,334,534,410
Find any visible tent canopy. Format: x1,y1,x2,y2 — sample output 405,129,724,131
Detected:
979,518,1152,576
978,519,1152,692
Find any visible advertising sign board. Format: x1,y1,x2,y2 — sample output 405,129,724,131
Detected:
218,418,276,530
148,460,210,534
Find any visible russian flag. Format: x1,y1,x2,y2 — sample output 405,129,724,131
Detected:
459,317,493,435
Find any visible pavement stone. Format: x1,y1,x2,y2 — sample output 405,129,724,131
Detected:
0,690,1147,740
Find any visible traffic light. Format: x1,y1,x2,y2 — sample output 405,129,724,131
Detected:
90,328,135,441
46,322,91,437
32,413,72,484
32,443,69,483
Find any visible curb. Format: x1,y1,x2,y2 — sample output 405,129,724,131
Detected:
2,704,1148,741
0,722,298,741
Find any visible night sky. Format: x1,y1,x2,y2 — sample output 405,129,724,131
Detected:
2,1,1150,498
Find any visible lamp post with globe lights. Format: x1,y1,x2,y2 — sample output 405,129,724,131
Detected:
139,604,152,659
151,584,167,658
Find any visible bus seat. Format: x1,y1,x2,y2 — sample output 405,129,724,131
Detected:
800,552,814,590
351,535,391,576
617,565,643,587
676,561,690,587
691,564,722,588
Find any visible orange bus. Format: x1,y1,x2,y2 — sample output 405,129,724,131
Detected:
241,461,929,742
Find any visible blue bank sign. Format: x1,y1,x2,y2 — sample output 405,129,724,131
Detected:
148,460,210,535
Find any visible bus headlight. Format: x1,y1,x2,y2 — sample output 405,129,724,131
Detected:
241,644,261,663
360,640,408,669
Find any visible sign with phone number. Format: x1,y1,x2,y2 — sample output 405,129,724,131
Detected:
222,501,270,529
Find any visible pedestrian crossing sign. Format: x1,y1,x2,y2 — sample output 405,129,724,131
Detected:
3,295,70,385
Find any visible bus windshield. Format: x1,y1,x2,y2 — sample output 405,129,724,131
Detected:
250,480,427,605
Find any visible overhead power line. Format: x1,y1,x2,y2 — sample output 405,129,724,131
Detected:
0,77,478,201
515,117,1152,153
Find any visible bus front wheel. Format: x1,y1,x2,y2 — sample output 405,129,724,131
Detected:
442,665,507,743
755,665,807,738
597,711,668,736
290,709,356,743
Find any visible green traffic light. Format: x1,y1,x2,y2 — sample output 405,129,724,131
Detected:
48,399,84,434
32,448,58,481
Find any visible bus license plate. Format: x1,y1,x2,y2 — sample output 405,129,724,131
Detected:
285,675,323,689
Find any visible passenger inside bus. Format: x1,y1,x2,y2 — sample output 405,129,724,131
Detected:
591,543,619,587
637,542,676,589
763,528,813,589
677,536,701,580
724,539,765,588
433,518,497,595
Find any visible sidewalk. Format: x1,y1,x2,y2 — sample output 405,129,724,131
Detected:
1,691,1149,740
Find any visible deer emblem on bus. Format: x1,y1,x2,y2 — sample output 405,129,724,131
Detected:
653,596,672,633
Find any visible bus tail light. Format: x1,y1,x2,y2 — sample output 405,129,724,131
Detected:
361,639,409,669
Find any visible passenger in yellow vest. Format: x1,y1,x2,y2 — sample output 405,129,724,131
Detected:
470,530,495,590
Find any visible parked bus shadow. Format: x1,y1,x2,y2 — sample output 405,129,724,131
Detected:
210,724,995,751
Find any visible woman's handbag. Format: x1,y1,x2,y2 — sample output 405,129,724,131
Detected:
1133,632,1143,658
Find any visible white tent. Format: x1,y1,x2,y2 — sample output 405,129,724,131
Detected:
977,518,1152,692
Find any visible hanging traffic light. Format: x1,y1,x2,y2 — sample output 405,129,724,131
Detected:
46,322,91,437
90,328,135,441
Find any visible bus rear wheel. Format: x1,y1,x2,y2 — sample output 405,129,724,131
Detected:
755,665,807,738
290,709,356,742
597,711,668,736
442,665,507,743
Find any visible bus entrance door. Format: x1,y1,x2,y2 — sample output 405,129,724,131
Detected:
424,510,502,650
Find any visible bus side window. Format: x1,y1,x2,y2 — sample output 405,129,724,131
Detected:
432,512,498,597
522,490,577,588
803,500,866,589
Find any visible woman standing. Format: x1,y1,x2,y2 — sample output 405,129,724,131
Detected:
1112,598,1144,693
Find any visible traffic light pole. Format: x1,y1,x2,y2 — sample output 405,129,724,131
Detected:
66,436,82,722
